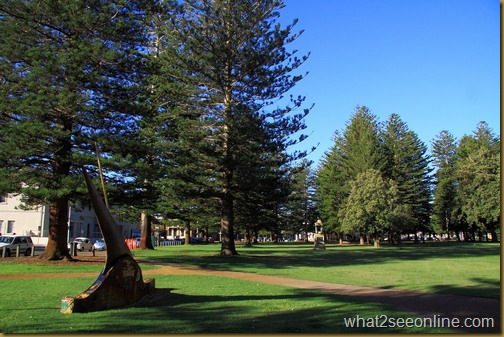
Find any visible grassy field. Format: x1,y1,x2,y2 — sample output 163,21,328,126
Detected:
0,241,499,333
133,241,501,298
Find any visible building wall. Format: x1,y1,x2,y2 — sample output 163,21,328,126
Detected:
0,194,140,241
0,193,49,237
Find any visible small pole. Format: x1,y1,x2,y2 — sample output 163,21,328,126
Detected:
95,142,109,208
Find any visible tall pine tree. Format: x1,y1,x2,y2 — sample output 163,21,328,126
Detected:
0,0,155,260
316,106,384,244
381,113,433,242
431,130,458,238
455,122,500,241
168,0,311,255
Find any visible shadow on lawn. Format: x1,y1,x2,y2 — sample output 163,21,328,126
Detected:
428,277,501,299
142,242,499,273
91,287,450,333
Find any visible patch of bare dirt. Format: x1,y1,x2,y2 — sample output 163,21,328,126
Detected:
0,256,106,265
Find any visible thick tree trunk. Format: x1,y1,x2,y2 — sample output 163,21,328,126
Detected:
220,192,238,255
140,211,154,249
490,230,498,242
244,228,252,247
373,236,381,248
39,199,72,260
40,124,73,260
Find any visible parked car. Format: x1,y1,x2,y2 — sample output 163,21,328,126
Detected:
0,235,34,257
68,237,93,251
93,239,106,251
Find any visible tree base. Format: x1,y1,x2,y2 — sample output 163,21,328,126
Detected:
219,249,239,256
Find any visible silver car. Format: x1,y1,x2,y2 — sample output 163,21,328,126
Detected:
68,237,93,251
93,239,106,251
0,235,34,257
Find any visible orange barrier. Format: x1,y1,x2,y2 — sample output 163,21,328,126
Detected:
125,239,139,250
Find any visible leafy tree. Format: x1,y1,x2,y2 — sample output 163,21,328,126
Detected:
169,0,311,255
339,169,404,248
455,122,500,241
0,0,155,260
316,106,384,244
381,114,433,242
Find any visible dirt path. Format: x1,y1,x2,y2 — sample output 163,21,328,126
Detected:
1,258,499,332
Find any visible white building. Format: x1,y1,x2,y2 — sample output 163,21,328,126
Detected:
0,193,48,237
0,193,140,245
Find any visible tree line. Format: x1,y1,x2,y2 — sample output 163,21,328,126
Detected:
0,1,499,261
0,0,314,260
317,106,500,247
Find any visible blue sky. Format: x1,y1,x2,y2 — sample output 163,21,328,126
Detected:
277,0,500,167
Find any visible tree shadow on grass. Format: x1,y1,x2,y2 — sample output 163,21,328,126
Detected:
83,287,457,333
5,283,498,333
428,277,501,299
142,242,500,273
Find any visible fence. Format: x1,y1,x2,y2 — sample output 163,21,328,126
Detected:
125,238,184,249
159,239,184,246
1,246,35,258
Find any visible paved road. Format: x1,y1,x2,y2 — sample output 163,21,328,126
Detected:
0,246,108,258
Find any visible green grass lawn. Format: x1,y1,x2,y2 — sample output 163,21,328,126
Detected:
0,241,499,333
0,274,449,333
133,241,501,298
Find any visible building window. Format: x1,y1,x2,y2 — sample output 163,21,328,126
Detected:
0,195,6,204
7,220,14,234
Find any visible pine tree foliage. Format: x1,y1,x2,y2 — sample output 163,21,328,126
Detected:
455,122,500,240
316,130,347,235
0,0,155,259
341,106,385,180
431,130,458,237
381,113,433,237
167,0,312,255
317,108,434,244
279,159,318,240
430,124,500,241
316,106,384,239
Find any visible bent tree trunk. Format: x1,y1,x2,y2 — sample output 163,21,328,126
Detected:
39,198,72,260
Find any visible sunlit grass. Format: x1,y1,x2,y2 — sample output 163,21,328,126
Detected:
0,241,498,333
0,275,450,333
133,242,501,298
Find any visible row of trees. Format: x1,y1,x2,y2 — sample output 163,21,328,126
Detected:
317,106,432,247
0,0,313,259
431,122,500,242
317,106,500,247
0,1,499,260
